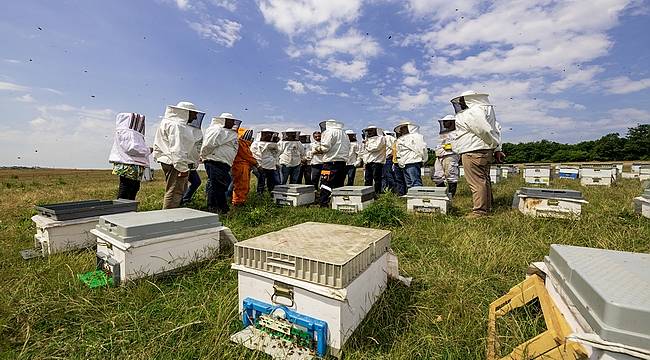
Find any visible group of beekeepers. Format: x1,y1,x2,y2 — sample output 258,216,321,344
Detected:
108,90,504,218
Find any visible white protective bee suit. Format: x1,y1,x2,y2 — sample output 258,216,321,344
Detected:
394,122,428,168
251,129,280,170
450,90,502,216
200,114,240,166
153,101,205,209
315,119,350,206
109,112,150,167
153,102,204,173
361,126,387,194
433,115,460,197
278,129,305,184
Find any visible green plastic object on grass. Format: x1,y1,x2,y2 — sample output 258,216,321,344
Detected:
78,270,114,288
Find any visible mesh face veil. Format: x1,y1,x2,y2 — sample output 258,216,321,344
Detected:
299,135,311,144
363,128,378,138
438,116,456,134
319,121,327,132
223,117,242,131
347,133,357,142
187,111,205,128
394,124,410,138
129,113,146,135
260,131,275,142
282,131,299,141
451,96,468,114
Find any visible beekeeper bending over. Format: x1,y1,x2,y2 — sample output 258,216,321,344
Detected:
200,112,241,214
361,126,386,195
153,101,204,209
450,91,504,218
231,128,258,207
109,112,150,200
394,121,428,189
278,128,305,184
432,115,460,198
313,119,350,207
251,129,280,193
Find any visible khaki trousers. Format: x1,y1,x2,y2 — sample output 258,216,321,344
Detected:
161,163,188,209
461,150,494,215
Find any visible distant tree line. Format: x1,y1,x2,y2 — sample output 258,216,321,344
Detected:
502,124,649,163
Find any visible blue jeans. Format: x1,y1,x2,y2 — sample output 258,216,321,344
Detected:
204,161,231,214
255,168,280,193
345,165,357,186
403,162,423,189
382,159,396,193
180,170,201,205
281,165,301,184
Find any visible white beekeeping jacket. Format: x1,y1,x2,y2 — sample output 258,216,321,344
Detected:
362,131,387,164
384,134,396,160
153,106,204,172
251,131,280,170
315,120,350,163
347,141,360,166
278,137,305,167
309,141,324,165
200,117,240,166
395,123,428,168
452,93,502,154
109,113,150,167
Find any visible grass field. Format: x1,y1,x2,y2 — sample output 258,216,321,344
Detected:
1,168,648,359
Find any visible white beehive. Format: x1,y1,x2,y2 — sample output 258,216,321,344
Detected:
524,164,551,185
631,163,643,174
331,186,375,213
404,186,451,214
272,184,315,206
544,245,650,353
232,222,391,356
500,165,516,179
92,208,232,285
634,189,650,218
558,165,580,180
580,164,615,186
639,165,650,181
21,200,138,259
490,166,502,184
512,188,587,219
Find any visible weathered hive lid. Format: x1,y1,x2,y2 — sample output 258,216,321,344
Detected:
233,222,390,288
272,184,315,194
581,163,614,168
525,163,551,168
95,208,220,243
406,186,448,197
545,244,650,350
331,186,374,196
35,199,138,221
518,187,583,200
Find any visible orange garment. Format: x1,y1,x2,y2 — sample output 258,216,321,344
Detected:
232,128,258,206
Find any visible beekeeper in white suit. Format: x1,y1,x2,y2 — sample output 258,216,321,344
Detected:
251,129,280,193
361,126,386,194
394,121,428,189
450,90,504,218
200,112,241,214
278,128,305,184
345,130,360,186
109,112,150,200
432,115,460,198
153,101,204,209
313,119,350,207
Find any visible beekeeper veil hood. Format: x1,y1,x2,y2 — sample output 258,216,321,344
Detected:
259,128,277,142
164,101,205,128
362,125,384,139
116,112,146,135
212,112,242,131
238,127,254,141
299,135,311,144
438,115,456,134
318,119,344,132
282,128,300,141
394,121,420,138
450,90,491,114
345,129,358,142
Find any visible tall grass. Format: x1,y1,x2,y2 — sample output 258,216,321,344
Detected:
0,168,648,359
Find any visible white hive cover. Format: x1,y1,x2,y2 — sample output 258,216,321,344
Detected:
406,186,448,197
519,187,583,200
331,186,374,196
95,208,221,243
272,184,315,194
545,244,650,350
233,222,390,288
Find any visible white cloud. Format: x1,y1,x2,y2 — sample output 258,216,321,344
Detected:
211,0,236,11
3,59,21,64
547,66,604,94
404,0,483,21
14,94,35,103
258,0,362,36
188,18,242,47
285,80,306,94
310,29,380,59
383,88,431,111
401,60,427,87
302,68,328,82
602,76,650,94
0,81,29,92
175,0,190,10
324,59,368,82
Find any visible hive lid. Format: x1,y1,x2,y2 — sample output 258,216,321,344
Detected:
331,186,374,196
35,199,138,221
525,163,551,168
545,244,650,350
95,208,221,243
271,184,315,194
406,186,448,197
581,163,614,168
518,187,583,200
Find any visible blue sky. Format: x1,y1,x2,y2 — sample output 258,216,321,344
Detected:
1,0,649,168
